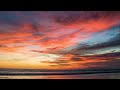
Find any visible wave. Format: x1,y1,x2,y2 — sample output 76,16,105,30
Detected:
0,68,120,75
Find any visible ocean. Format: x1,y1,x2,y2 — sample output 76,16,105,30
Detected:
0,69,120,79
0,73,120,79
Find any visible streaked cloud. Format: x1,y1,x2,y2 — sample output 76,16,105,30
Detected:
0,11,120,70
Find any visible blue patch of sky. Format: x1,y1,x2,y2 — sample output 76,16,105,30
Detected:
0,12,41,26
64,25,120,52
26,45,40,50
0,12,21,25
79,25,120,46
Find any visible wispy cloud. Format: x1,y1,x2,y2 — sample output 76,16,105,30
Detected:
0,11,120,70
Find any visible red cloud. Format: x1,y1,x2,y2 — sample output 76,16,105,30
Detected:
0,14,119,54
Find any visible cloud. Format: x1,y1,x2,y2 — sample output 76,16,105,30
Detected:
0,11,120,70
76,33,120,51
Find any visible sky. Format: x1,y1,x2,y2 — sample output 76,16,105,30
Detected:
0,11,120,70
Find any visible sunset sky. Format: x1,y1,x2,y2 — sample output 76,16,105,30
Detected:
0,11,120,70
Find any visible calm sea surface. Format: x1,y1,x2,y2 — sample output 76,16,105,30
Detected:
0,73,120,79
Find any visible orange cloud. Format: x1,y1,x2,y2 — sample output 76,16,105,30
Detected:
0,16,119,54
